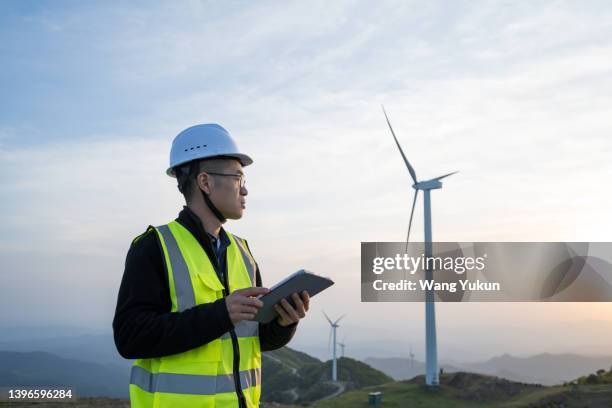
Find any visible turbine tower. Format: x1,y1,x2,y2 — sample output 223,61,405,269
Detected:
382,105,457,387
409,345,415,369
324,311,345,382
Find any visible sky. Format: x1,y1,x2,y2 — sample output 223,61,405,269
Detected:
1,0,612,362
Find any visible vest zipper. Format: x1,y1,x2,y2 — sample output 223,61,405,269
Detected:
219,258,247,408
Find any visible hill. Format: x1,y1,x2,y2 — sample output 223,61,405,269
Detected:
0,333,129,369
365,353,612,385
311,371,612,408
262,349,391,405
0,351,128,398
3,349,611,407
572,364,612,385
365,357,462,381
467,353,612,385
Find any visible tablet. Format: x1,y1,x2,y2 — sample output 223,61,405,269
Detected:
253,269,334,323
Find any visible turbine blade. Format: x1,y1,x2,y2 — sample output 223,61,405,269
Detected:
334,314,346,325
323,311,332,325
381,105,418,184
328,327,332,351
405,189,419,252
431,171,458,181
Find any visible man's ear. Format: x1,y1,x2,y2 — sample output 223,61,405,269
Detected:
197,172,213,194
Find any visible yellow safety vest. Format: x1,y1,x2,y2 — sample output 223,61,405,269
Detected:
129,220,261,408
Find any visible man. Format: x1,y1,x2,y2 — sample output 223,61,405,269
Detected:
113,123,309,408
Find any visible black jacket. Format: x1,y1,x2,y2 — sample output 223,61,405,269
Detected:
112,206,297,360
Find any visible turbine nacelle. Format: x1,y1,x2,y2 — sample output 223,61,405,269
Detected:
413,180,442,190
413,171,459,191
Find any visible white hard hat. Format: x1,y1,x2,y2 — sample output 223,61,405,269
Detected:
167,124,253,177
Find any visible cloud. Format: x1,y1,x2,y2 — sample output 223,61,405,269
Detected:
1,0,612,338
0,133,177,255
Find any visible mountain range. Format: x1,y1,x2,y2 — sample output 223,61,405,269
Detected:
366,352,612,385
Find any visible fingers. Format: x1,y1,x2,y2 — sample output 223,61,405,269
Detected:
230,294,263,309
302,290,310,311
291,293,306,318
235,287,270,297
241,297,264,309
226,288,268,325
274,303,292,323
227,300,259,323
274,292,311,326
230,288,311,326
228,304,259,315
280,298,301,321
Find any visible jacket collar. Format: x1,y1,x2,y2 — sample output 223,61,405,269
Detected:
176,205,231,263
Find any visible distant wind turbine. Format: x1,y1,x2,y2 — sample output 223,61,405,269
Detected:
382,105,458,387
324,311,346,382
338,335,347,358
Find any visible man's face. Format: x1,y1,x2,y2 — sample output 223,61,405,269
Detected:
205,159,248,220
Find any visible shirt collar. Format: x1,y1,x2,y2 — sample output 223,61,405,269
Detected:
177,205,230,249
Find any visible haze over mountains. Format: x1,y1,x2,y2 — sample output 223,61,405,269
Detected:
365,353,612,386
289,319,612,362
1,324,611,401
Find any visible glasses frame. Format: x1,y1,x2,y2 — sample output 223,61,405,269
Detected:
201,171,246,189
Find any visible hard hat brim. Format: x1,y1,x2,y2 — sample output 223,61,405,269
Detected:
166,153,253,178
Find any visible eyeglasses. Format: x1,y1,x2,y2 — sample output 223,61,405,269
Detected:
203,172,246,188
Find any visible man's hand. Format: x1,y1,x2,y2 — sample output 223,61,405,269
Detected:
274,291,310,327
225,287,269,325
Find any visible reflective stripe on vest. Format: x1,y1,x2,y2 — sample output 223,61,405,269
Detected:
233,236,257,286
131,365,261,395
221,319,259,340
157,224,196,311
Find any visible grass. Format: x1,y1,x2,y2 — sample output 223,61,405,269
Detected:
312,372,612,408
312,381,489,408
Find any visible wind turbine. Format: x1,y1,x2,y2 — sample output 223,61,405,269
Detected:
324,311,345,382
382,105,457,387
338,335,347,358
409,345,415,369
